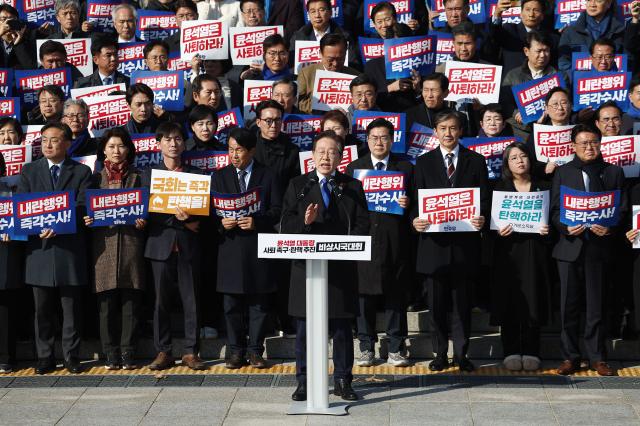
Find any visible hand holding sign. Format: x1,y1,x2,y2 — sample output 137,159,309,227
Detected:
590,224,610,237
39,229,56,239
412,217,430,232
237,216,255,230
222,217,237,230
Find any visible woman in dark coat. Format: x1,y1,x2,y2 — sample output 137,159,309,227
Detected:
83,127,146,370
491,142,552,372
0,154,23,373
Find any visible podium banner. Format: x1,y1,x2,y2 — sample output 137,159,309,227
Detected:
258,233,372,260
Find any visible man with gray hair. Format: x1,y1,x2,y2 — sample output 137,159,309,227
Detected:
61,99,97,158
47,0,93,39
112,4,138,43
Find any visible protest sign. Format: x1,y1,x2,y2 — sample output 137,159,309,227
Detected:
633,205,640,249
117,41,146,78
488,0,522,24
433,32,454,65
71,155,97,173
431,0,486,27
299,145,358,173
86,188,149,227
132,133,162,169
243,80,273,121
559,186,621,227
406,123,439,159
71,83,126,99
572,52,627,72
311,70,355,112
216,108,244,145
0,98,20,119
12,191,76,235
211,188,262,218
512,73,565,124
84,95,130,137
600,135,640,178
573,71,630,112
37,38,92,77
418,187,481,232
364,0,413,34
460,136,519,180
130,70,184,111
22,125,42,158
444,61,502,104
0,69,13,97
358,37,384,63
18,0,55,29
533,124,575,165
282,114,321,151
149,169,211,216
182,150,230,173
86,0,118,32
490,190,549,233
16,68,71,110
384,35,436,79
0,196,16,238
167,52,195,82
230,26,283,65
352,111,406,154
136,10,178,41
0,144,31,176
555,0,586,29
353,169,406,215
180,20,229,61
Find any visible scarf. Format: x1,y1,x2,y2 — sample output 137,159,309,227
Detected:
569,154,607,192
68,130,90,157
103,160,128,185
586,13,611,43
628,103,640,119
263,67,291,81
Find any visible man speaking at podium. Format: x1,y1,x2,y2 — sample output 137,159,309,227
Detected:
281,131,370,402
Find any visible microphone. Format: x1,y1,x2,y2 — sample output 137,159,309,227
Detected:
297,176,318,200
328,177,351,235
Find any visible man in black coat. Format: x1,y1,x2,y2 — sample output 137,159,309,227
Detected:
404,73,461,136
16,122,92,375
74,38,129,89
0,5,37,70
163,0,198,54
345,118,413,367
411,111,489,372
142,122,207,372
213,128,282,369
282,131,369,402
120,83,166,134
551,124,625,377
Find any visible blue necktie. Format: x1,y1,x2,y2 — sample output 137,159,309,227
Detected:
50,165,60,188
321,178,331,208
265,0,272,21
103,76,113,85
376,162,384,171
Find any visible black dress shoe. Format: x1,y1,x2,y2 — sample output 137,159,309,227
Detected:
36,358,56,375
333,378,358,401
64,357,82,374
407,302,427,312
455,356,475,372
429,356,449,371
291,382,307,401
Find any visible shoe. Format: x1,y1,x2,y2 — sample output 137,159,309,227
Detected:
503,354,523,371
249,353,267,369
199,327,219,339
181,354,207,370
0,364,13,373
104,353,121,370
225,353,248,369
64,357,82,374
522,355,541,371
36,358,56,375
356,350,374,367
591,361,617,376
121,352,138,370
148,352,175,371
557,359,578,375
291,382,307,401
333,378,358,401
407,302,427,312
429,355,450,371
387,352,410,367
455,356,475,372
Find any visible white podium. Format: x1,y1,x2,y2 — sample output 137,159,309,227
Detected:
258,233,372,416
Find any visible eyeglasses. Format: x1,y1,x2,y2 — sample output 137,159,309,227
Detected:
148,55,168,63
241,8,264,15
352,91,375,100
592,54,615,62
574,140,601,147
63,113,87,121
368,135,391,143
315,149,340,157
259,117,282,127
265,50,287,58
548,101,569,109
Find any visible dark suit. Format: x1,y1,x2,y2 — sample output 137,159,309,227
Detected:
0,34,37,70
74,70,130,89
364,56,420,113
213,161,282,357
404,103,459,134
267,0,304,40
488,22,559,75
412,145,490,359
281,171,369,383
16,157,92,361
346,154,413,354
551,158,626,363
141,163,203,355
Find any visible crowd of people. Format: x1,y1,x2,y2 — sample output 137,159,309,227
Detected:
2,0,640,403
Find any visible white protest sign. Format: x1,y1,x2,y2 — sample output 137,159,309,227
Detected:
229,25,283,65
418,187,480,232
180,20,229,60
242,79,273,121
311,69,355,112
84,95,131,137
444,61,502,104
294,40,349,74
533,123,575,165
601,135,640,178
71,83,126,99
37,38,93,77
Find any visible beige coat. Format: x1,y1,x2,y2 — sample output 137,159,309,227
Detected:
296,63,360,114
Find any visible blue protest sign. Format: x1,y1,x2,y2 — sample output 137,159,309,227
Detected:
86,0,119,32
12,191,76,236
359,37,384,63
15,68,72,110
555,0,586,29
130,70,184,112
216,108,244,146
132,133,162,170
432,31,454,65
211,188,263,219
18,0,56,29
364,0,413,34
353,169,406,215
0,98,21,120
182,150,230,174
384,35,436,79
86,188,149,227
118,42,147,78
460,136,520,180
572,71,630,112
559,186,621,227
352,111,406,154
136,9,178,41
282,114,321,151
0,69,13,97
572,52,627,72
406,123,439,159
487,0,522,24
512,73,566,124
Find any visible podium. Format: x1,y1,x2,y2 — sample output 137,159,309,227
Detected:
258,233,372,416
